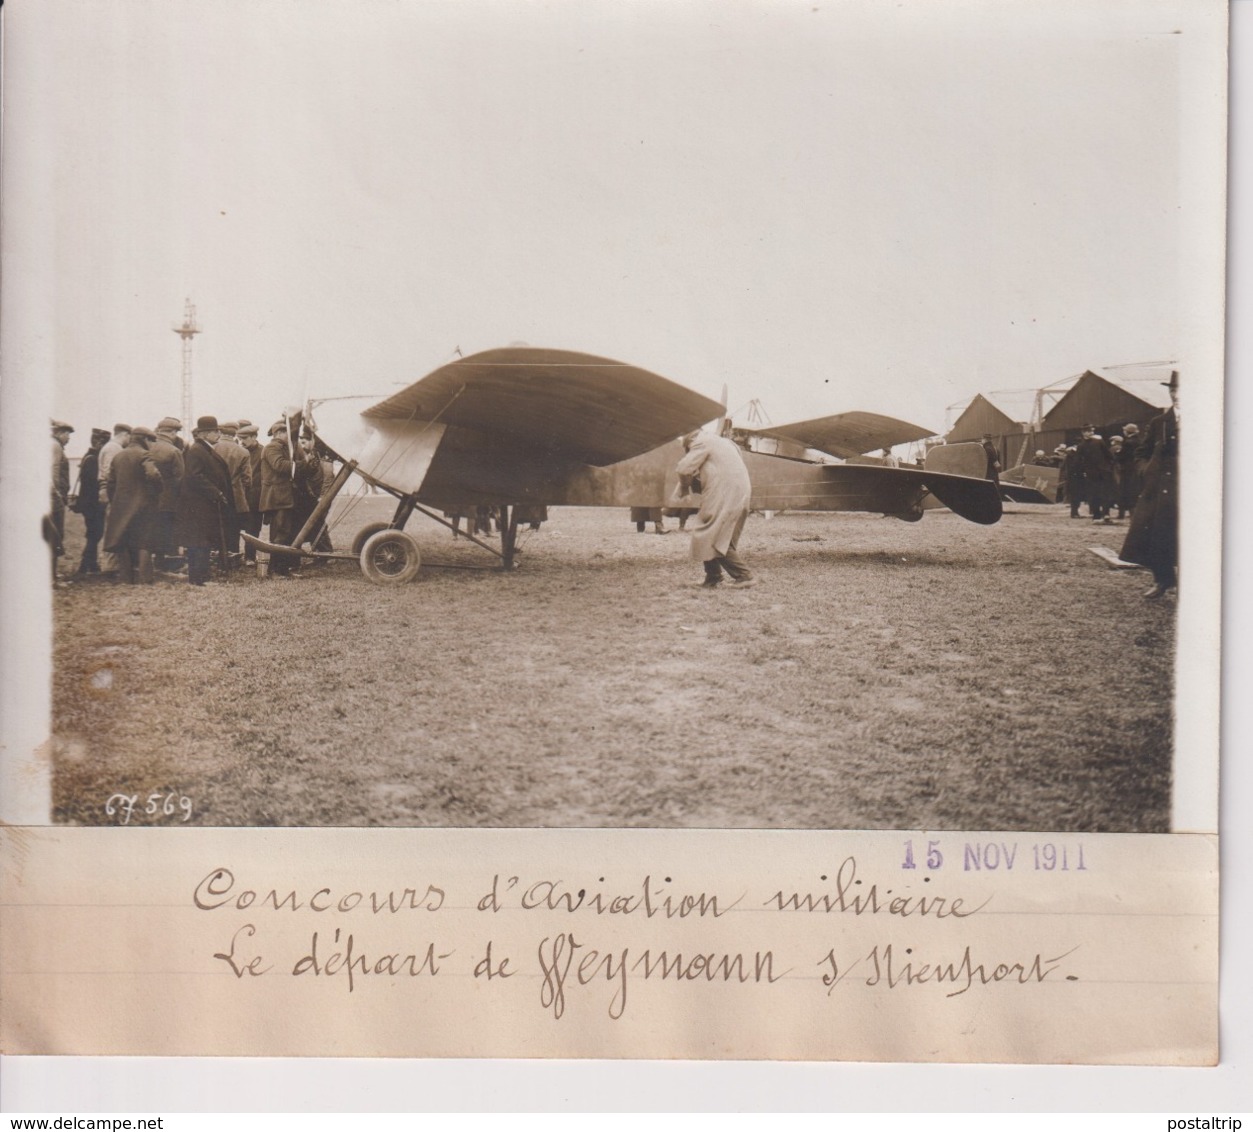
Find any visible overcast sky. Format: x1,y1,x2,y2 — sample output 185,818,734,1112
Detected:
5,0,1225,453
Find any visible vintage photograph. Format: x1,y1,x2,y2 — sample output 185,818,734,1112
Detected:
11,0,1223,834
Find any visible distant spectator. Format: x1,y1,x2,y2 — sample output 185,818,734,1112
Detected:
149,418,186,573
1075,424,1115,523
72,428,110,576
238,424,265,564
1060,446,1084,516
1117,422,1143,519
49,420,74,581
630,506,668,534
97,423,131,577
514,505,548,531
980,434,1001,488
215,421,253,560
1120,372,1179,598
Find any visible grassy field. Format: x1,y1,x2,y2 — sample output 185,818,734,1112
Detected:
51,498,1174,830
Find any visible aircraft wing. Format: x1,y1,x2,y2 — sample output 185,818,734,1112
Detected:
750,412,935,459
362,347,724,467
742,450,1002,524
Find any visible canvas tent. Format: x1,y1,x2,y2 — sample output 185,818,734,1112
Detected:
1036,365,1173,454
946,392,1032,469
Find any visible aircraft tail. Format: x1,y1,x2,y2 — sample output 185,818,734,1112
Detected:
921,443,1002,524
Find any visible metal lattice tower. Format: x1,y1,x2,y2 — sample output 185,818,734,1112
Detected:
173,299,201,431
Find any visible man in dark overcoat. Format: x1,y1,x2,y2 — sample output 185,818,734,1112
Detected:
148,418,185,572
1060,446,1085,516
103,426,163,584
259,418,315,578
176,416,235,587
73,428,110,576
1120,372,1179,599
979,433,1002,489
1075,424,1115,522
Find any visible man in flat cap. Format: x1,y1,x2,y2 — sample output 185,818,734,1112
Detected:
237,424,265,565
177,416,236,586
48,420,74,581
103,426,162,584
214,420,252,562
259,417,317,577
148,418,186,573
72,428,111,576
97,423,132,577
1120,371,1179,598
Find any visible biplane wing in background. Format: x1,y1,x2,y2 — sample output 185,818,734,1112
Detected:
747,412,935,460
243,347,1002,584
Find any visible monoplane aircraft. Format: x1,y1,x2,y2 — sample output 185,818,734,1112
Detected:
243,347,1003,584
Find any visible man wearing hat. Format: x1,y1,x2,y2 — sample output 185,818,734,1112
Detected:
103,426,162,584
214,421,252,560
97,423,132,577
259,417,316,577
149,418,186,573
177,416,235,586
674,427,756,589
72,428,111,576
237,424,265,564
48,420,74,580
979,433,1002,489
1116,421,1143,519
1120,371,1179,598
1075,423,1115,522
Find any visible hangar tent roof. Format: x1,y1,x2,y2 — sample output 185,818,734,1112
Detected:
946,393,1026,443
1041,364,1174,431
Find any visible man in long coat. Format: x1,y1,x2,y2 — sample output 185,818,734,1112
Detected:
148,417,185,572
214,421,252,559
96,423,131,576
73,427,110,576
1116,422,1143,519
238,424,266,564
1059,446,1084,516
1075,424,1115,522
49,420,74,580
674,428,756,589
259,418,316,578
103,426,162,584
176,416,235,586
1120,372,1179,599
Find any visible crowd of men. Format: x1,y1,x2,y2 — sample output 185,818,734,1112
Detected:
1049,421,1146,524
49,414,330,586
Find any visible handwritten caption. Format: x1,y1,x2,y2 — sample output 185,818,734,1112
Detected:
197,851,1083,1018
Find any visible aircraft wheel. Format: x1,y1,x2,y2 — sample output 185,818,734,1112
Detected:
360,529,422,584
350,521,391,556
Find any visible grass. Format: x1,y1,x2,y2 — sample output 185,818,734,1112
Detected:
51,499,1173,830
